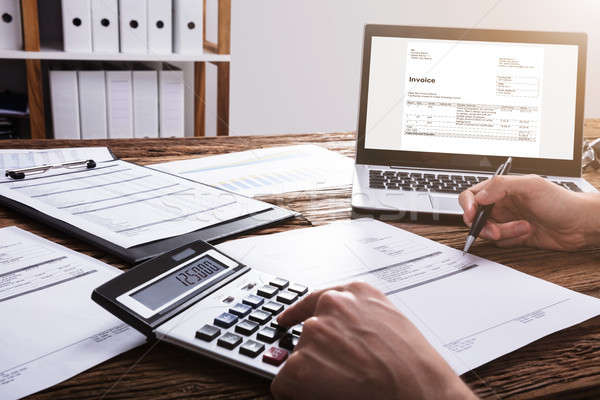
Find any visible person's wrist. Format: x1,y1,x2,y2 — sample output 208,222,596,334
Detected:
577,193,600,248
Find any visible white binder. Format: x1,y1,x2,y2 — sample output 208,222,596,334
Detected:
173,0,203,54
159,70,185,137
49,71,81,139
147,0,172,54
78,71,108,139
119,0,148,54
91,0,119,53
62,0,92,53
106,71,134,138
133,71,159,138
0,0,23,50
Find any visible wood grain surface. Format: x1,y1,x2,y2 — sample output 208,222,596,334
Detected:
2,132,600,400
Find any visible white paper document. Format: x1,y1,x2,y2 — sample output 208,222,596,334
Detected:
217,219,600,375
151,145,355,197
0,147,115,181
0,227,145,400
0,160,271,248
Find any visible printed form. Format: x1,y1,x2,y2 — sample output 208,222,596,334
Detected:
217,219,600,375
0,160,270,248
0,227,145,400
401,41,545,157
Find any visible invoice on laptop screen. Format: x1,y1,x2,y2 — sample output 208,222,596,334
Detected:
364,37,579,160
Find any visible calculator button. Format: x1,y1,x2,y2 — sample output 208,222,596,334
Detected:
269,277,289,290
217,332,243,350
288,283,308,295
277,290,299,305
257,326,282,343
229,303,252,318
257,285,279,298
291,324,303,336
235,320,260,336
248,310,272,325
239,340,265,358
263,346,289,366
242,294,264,308
279,333,299,351
213,312,238,328
195,324,221,342
270,320,282,329
263,301,284,315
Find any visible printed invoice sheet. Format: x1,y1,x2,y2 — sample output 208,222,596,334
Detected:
0,227,145,400
0,159,270,248
217,219,600,375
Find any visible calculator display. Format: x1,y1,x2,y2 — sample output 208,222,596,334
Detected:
130,255,228,311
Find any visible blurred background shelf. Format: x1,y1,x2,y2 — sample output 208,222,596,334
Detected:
0,0,231,139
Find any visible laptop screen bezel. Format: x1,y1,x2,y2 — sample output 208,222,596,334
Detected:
355,25,587,177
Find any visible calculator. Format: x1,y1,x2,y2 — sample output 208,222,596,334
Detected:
92,240,308,378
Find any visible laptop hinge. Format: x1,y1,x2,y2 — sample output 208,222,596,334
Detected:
388,165,494,175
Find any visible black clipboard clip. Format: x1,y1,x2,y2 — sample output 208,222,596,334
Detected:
5,159,97,180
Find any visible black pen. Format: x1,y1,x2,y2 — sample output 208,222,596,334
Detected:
463,157,512,253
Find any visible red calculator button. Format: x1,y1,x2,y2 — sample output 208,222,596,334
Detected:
262,346,289,366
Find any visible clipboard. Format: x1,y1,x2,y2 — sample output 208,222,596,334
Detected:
0,154,298,265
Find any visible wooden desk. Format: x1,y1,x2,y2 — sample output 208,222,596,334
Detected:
2,133,600,400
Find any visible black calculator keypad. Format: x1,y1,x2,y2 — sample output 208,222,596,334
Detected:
242,294,264,308
240,340,265,358
248,310,272,325
235,319,260,336
229,303,252,318
196,324,221,342
276,290,298,305
214,312,238,328
197,280,309,369
257,284,279,298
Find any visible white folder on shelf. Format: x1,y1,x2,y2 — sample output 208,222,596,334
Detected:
173,0,203,54
159,70,185,137
119,0,148,54
62,0,92,53
49,71,81,139
147,0,172,55
0,0,23,50
106,71,134,138
91,0,119,53
78,71,108,139
133,71,159,138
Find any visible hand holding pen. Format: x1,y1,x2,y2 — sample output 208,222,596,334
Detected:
463,157,512,253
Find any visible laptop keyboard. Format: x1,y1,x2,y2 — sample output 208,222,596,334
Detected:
368,170,583,193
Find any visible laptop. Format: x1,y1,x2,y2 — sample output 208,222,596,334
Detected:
352,25,595,216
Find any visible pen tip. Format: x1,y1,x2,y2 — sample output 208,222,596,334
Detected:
463,235,474,253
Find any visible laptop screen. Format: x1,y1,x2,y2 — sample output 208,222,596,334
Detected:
364,36,579,161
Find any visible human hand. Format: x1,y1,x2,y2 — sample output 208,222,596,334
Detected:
271,282,475,400
459,174,600,250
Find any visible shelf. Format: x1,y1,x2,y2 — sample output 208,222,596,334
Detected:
0,43,230,62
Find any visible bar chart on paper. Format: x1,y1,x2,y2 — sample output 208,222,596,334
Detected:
151,145,355,197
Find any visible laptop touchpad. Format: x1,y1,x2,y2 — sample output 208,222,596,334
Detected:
429,195,462,213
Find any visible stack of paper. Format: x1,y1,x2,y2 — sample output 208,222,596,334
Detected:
0,227,145,400
152,145,355,197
